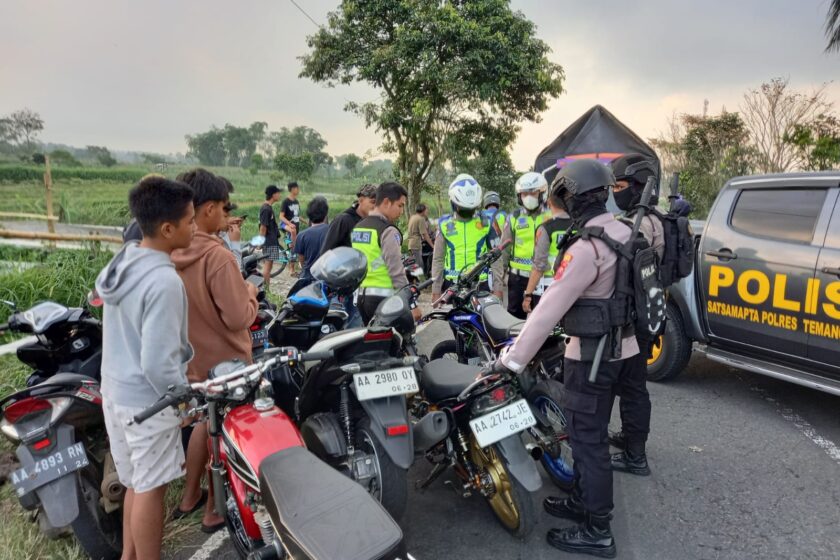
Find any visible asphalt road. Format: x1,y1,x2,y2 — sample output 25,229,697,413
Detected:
172,320,840,560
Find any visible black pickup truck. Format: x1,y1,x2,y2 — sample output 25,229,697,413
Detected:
648,172,840,396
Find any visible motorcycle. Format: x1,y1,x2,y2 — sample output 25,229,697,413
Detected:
131,347,410,560
420,245,575,490
0,301,122,559
411,357,541,538
242,234,293,278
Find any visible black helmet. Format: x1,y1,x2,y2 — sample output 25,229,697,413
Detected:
550,159,615,199
611,153,657,186
311,247,368,292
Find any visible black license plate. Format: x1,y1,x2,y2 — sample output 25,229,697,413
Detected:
251,328,268,346
10,442,89,497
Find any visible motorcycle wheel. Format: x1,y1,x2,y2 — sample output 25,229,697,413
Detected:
528,385,575,491
71,472,122,560
469,437,536,538
355,418,408,520
224,482,261,559
270,256,288,278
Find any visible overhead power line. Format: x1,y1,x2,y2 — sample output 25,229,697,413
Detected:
288,0,321,28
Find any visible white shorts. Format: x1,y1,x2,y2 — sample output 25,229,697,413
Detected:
103,399,185,493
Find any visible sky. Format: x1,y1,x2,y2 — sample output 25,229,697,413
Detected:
1,0,838,170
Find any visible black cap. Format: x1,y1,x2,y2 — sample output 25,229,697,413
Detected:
265,185,281,199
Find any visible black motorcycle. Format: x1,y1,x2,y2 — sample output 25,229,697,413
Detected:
0,301,122,559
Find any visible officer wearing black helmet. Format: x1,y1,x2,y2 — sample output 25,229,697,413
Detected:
607,153,665,477
492,159,638,558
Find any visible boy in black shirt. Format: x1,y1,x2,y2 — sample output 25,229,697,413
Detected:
280,181,301,275
259,185,282,289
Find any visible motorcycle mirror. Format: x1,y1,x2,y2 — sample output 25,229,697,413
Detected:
87,290,103,308
250,235,266,247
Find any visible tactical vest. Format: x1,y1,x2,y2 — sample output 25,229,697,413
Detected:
439,215,490,281
510,208,551,273
351,216,402,290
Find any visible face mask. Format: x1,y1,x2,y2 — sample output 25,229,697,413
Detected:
522,194,541,211
456,208,476,219
613,188,635,211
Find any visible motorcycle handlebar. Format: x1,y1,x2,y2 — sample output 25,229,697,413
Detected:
133,392,183,425
300,350,334,362
415,278,434,291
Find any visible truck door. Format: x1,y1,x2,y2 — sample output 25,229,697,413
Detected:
808,188,840,374
700,185,828,360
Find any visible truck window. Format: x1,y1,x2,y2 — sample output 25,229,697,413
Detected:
730,188,827,243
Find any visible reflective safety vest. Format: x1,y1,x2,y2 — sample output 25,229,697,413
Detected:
439,215,490,281
510,208,551,273
351,215,402,290
482,208,507,248
541,216,574,277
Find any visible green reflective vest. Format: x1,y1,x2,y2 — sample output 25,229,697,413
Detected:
439,214,490,281
510,208,551,272
351,216,401,290
540,216,574,277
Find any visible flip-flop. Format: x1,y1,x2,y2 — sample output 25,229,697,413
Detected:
170,489,208,520
201,520,227,534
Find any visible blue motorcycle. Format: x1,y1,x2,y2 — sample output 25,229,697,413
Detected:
420,245,574,490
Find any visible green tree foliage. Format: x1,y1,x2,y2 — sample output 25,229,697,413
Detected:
826,0,840,52
300,0,564,207
185,127,227,166
268,126,330,168
274,152,315,180
86,145,117,167
31,153,46,165
0,109,44,155
249,153,265,175
450,137,517,207
49,149,83,167
342,153,361,177
784,114,840,170
142,153,167,165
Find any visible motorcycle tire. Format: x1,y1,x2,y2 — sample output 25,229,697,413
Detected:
470,439,537,539
429,338,483,365
71,472,122,560
355,418,408,520
270,257,287,278
527,384,575,491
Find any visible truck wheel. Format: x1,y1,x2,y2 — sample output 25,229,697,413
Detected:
647,303,692,382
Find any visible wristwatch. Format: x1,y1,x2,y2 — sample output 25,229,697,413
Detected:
523,293,533,299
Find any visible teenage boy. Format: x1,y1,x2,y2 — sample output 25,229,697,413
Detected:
294,196,330,282
260,185,283,289
280,181,301,274
172,168,259,533
96,176,196,560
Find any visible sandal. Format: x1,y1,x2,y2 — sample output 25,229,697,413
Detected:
170,489,208,520
201,519,227,534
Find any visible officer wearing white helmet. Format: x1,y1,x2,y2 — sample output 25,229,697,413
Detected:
431,174,498,302
495,171,552,319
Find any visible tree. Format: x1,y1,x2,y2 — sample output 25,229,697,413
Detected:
342,153,361,177
249,153,265,175
86,145,117,167
1,109,44,154
185,127,227,166
274,152,315,180
740,78,833,173
826,0,840,52
268,126,330,168
142,153,167,165
300,0,564,207
50,149,83,167
32,153,46,165
784,114,840,170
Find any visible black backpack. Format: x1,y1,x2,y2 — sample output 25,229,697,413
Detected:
649,208,694,287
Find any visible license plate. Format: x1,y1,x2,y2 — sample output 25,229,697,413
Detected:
470,399,536,448
251,328,268,346
353,367,419,401
10,442,89,497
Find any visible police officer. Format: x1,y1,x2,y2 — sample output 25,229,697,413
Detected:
431,174,494,302
521,192,573,314
493,159,638,558
496,172,551,319
482,190,507,249
351,182,420,325
607,153,665,476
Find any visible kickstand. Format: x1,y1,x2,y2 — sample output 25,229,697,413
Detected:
415,462,447,491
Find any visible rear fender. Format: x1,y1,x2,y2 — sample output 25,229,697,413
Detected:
351,391,414,469
495,433,542,492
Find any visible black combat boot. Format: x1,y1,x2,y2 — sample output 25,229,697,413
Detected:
543,490,585,522
547,512,616,558
610,448,651,476
607,430,626,449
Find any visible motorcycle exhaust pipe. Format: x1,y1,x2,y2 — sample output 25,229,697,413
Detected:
525,443,544,461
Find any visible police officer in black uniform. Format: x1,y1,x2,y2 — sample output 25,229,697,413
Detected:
608,154,665,476
493,159,640,558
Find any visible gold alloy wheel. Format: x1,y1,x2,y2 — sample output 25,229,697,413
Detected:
648,335,663,366
469,436,520,531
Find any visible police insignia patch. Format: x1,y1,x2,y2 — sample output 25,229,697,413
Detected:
555,253,573,280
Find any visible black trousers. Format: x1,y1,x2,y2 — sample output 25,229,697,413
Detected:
613,334,653,451
358,294,387,326
507,273,530,319
563,357,634,516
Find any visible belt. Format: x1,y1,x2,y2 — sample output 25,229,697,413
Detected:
359,287,395,297
510,268,531,277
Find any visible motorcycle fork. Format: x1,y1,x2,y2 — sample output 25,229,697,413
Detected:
339,382,355,453
207,401,227,520
448,426,484,497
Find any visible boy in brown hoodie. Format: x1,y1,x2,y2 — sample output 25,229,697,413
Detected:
171,168,259,532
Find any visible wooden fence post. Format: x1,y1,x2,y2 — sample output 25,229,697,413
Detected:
43,155,56,247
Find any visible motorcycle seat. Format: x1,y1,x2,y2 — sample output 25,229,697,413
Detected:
481,300,525,344
259,446,403,560
421,358,484,402
34,372,97,388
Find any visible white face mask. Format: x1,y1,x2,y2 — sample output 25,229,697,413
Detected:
522,194,541,211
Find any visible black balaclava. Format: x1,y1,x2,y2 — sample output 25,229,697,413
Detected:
560,188,609,227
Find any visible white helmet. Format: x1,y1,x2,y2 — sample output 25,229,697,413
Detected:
515,172,548,194
448,174,483,210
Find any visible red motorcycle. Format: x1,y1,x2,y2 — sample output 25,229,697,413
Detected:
132,347,407,560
